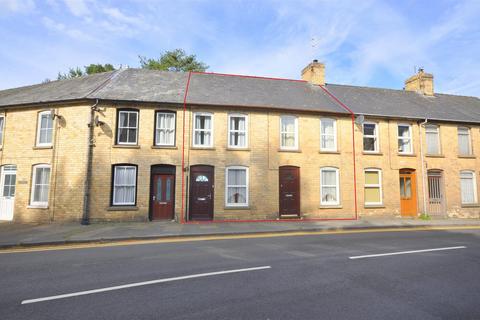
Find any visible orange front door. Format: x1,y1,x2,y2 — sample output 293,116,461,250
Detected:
399,170,417,217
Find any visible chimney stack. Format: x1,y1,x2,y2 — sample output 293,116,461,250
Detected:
301,59,325,85
404,68,434,96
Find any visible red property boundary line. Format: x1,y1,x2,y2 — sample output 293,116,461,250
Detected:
180,71,358,224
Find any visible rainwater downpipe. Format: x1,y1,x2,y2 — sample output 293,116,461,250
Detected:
419,118,428,215
180,72,193,224
81,99,99,225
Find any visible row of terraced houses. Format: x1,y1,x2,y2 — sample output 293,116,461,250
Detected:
0,61,479,223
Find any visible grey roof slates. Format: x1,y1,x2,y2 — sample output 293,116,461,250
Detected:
325,84,480,123
0,68,479,123
0,71,116,107
187,73,346,113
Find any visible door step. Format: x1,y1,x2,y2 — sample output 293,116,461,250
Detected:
279,215,302,220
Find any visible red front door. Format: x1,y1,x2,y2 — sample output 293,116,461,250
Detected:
279,166,300,217
151,174,175,220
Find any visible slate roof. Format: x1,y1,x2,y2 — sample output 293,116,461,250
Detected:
325,84,480,123
1,68,479,123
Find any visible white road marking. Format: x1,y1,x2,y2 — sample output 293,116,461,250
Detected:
21,266,271,305
349,246,466,260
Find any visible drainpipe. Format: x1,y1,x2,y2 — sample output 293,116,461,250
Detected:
419,118,428,215
81,99,99,225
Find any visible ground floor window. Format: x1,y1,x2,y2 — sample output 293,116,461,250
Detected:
460,170,477,204
364,168,382,205
225,166,248,207
320,167,339,205
30,164,51,207
112,165,137,206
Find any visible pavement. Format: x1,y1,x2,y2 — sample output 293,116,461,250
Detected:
0,216,479,248
1,228,480,319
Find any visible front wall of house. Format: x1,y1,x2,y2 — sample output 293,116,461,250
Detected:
1,102,479,223
0,104,90,223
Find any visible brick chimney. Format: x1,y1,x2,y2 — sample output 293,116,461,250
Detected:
404,68,434,96
301,59,325,85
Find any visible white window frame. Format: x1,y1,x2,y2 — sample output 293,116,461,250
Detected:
280,115,298,150
460,170,477,204
457,126,472,156
425,124,441,155
0,114,4,147
155,111,176,146
225,166,249,207
364,168,383,205
117,110,139,145
397,123,413,154
320,118,337,152
193,112,214,148
362,122,379,153
30,164,51,207
227,113,248,148
36,111,54,147
320,167,340,205
112,165,137,206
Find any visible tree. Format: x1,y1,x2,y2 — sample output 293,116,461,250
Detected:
57,64,116,80
139,49,208,72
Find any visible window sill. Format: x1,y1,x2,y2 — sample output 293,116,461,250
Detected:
397,153,417,157
461,203,480,208
226,147,250,151
458,155,476,159
425,154,445,158
364,204,385,208
27,205,49,209
224,206,250,210
191,146,215,150
362,151,383,156
32,146,53,150
319,205,342,209
278,148,301,153
319,150,340,154
151,145,177,149
112,145,141,149
107,206,139,211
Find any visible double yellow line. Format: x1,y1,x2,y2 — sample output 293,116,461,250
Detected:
1,225,479,254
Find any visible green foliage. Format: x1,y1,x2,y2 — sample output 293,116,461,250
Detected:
418,213,431,220
57,64,116,80
139,49,208,72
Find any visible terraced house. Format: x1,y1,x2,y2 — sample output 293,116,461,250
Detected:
0,61,479,223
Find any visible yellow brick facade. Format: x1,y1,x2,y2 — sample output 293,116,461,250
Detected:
0,101,479,223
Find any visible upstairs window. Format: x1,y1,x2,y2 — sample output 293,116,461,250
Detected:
320,167,339,205
425,124,440,155
228,114,248,148
30,164,51,207
155,112,176,146
458,127,472,156
117,109,139,145
112,165,137,206
36,111,54,147
364,169,382,205
0,114,4,146
398,124,413,154
320,118,337,151
280,115,298,150
363,122,378,152
193,112,213,147
225,166,248,207
460,170,477,204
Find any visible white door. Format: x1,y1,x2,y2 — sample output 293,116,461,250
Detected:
0,165,17,221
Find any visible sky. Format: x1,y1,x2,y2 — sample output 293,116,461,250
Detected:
1,0,479,96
